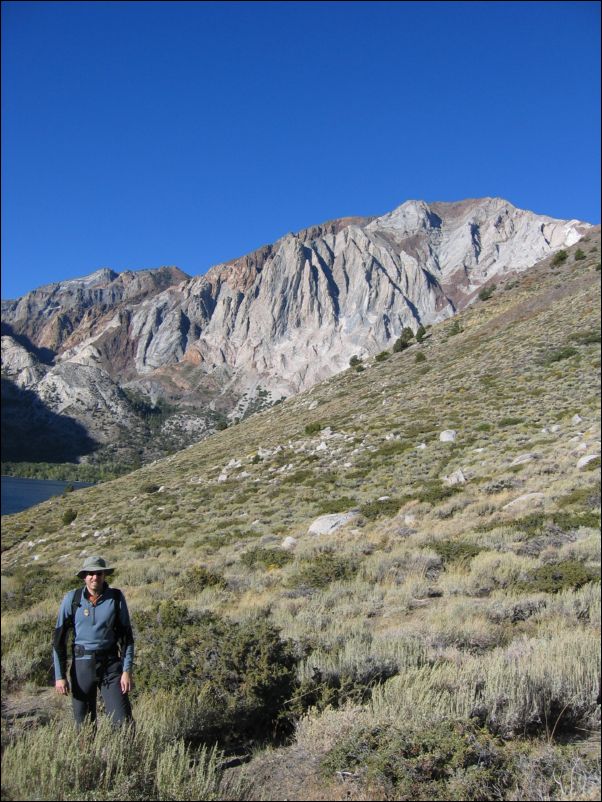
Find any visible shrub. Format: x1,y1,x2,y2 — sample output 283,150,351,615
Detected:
540,347,579,366
430,540,482,565
498,416,524,427
478,284,496,301
417,483,463,505
317,496,358,515
240,548,293,570
574,249,586,261
62,508,77,525
183,565,227,591
304,422,323,435
359,496,408,520
415,324,426,343
551,250,568,266
569,328,601,345
393,327,414,352
322,719,510,801
415,351,427,363
133,607,298,746
293,551,359,589
513,561,600,594
375,351,390,362
1,616,55,691
349,355,362,367
142,483,161,494
449,319,463,336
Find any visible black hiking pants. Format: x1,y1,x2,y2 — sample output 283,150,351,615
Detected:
70,650,132,728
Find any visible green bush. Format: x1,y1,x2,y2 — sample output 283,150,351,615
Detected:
478,284,496,301
540,347,579,366
551,250,568,266
293,551,359,589
393,327,414,352
417,483,463,505
359,496,408,520
62,508,77,525
448,319,463,336
142,483,161,494
133,606,298,746
574,249,586,261
375,350,390,362
513,561,600,594
415,351,427,363
569,328,601,346
304,422,323,435
349,355,362,368
498,416,524,427
240,548,293,569
183,565,227,591
1,616,55,691
430,540,482,565
415,324,427,343
317,496,358,515
322,719,510,801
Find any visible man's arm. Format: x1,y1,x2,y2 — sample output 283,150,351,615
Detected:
117,592,135,677
52,591,74,689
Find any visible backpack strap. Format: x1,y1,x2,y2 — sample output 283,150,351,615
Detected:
70,587,83,627
70,587,123,625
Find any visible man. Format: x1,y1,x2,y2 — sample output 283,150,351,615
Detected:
53,555,134,727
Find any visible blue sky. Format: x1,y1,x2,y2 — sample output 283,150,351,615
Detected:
2,0,600,300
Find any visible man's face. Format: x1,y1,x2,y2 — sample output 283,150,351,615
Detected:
84,571,105,595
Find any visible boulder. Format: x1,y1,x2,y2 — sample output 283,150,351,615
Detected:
281,536,297,551
308,511,359,535
510,453,538,466
577,454,600,469
502,492,545,509
443,469,467,486
439,430,457,442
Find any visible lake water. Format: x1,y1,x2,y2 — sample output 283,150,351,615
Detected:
1,476,95,516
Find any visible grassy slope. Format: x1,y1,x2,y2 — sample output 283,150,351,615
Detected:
1,234,600,800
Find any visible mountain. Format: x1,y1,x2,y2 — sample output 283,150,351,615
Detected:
1,197,592,467
1,229,600,800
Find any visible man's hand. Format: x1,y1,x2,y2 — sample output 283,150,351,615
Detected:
55,679,69,695
120,671,132,694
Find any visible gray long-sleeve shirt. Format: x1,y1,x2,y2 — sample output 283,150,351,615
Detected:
53,584,135,680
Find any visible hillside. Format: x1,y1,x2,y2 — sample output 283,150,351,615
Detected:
1,232,600,801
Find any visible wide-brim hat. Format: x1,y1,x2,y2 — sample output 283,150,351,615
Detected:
77,555,114,578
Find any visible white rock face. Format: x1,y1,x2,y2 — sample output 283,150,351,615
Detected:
577,454,600,469
1,197,591,427
439,430,457,442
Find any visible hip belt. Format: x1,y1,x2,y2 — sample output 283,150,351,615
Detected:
73,645,118,658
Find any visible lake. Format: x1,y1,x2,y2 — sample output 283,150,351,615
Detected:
1,476,95,516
